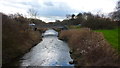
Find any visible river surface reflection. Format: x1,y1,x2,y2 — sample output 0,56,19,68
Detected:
20,29,74,67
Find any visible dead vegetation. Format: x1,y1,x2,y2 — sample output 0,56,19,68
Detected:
59,28,120,66
2,13,42,66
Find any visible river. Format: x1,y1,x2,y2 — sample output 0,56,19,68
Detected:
20,29,74,67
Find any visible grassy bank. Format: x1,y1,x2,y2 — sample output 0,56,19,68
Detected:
95,28,119,51
2,14,42,66
59,28,119,66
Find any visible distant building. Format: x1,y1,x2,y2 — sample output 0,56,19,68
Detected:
29,23,36,30
29,23,35,26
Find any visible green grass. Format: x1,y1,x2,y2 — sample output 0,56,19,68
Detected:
95,28,119,51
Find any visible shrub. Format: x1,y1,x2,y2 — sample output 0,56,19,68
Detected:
2,14,42,66
81,18,117,30
59,28,120,66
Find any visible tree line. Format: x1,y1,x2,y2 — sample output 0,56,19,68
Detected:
49,0,120,30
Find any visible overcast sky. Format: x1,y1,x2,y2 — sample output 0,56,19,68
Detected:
0,0,118,22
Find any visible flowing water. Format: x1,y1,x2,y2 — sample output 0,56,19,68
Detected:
20,29,74,67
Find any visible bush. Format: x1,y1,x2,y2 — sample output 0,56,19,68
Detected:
2,14,42,66
81,18,117,30
59,28,120,66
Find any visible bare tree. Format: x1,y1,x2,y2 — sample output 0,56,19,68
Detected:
28,8,39,19
110,0,120,21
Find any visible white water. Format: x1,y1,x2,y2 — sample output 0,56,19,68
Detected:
20,29,73,66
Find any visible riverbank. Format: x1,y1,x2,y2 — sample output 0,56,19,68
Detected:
59,28,120,66
95,28,119,52
3,30,42,66
2,14,42,66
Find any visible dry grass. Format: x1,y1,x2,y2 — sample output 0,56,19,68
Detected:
2,14,42,66
59,28,120,66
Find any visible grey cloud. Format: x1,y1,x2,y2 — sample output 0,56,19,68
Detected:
38,2,77,17
13,0,78,17
2,0,78,22
44,1,54,6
